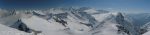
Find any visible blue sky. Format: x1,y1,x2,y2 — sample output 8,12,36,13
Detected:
0,0,150,13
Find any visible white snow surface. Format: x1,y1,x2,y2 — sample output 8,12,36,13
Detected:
22,16,68,35
20,12,129,35
0,24,32,35
143,31,150,35
0,8,137,35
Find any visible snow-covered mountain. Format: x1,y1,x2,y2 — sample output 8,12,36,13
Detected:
127,13,150,27
0,7,144,35
0,24,32,35
126,13,150,35
140,21,150,35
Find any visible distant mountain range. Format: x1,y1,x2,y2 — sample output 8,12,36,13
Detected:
0,7,150,35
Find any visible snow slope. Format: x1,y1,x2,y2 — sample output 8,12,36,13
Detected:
0,24,32,35
22,15,69,35
127,13,150,35
21,8,135,35
0,7,140,35
143,31,150,35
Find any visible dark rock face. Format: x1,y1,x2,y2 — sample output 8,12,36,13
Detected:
140,22,150,35
117,25,130,34
54,13,68,19
78,12,97,27
32,11,45,17
11,19,31,33
80,22,93,27
18,23,31,33
115,12,139,35
0,10,16,18
140,29,148,34
54,17,67,27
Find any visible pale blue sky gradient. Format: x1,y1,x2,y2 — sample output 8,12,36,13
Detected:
1,0,150,13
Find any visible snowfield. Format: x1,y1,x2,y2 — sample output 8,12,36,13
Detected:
0,7,149,35
0,24,32,35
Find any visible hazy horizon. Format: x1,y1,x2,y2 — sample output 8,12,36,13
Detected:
0,0,150,13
